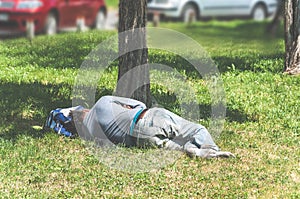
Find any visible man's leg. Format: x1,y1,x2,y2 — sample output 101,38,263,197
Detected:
183,128,234,158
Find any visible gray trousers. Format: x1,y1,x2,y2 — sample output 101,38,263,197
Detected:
129,108,220,157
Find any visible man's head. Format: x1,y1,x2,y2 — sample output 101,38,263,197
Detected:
69,109,90,135
70,108,89,124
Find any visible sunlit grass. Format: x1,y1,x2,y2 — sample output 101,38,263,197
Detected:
0,20,299,198
106,0,119,9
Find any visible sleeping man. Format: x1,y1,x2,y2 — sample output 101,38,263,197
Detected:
69,95,234,159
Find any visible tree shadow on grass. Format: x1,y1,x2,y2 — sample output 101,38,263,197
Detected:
183,21,285,74
186,20,284,41
149,49,284,79
2,21,284,76
0,82,113,143
213,53,284,73
0,80,254,142
1,31,116,69
151,91,256,124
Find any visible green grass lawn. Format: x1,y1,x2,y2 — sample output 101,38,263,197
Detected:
106,0,118,9
0,20,299,198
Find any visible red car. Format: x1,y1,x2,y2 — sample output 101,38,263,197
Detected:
0,0,107,35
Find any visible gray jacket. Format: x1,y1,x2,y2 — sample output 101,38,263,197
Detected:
83,95,146,145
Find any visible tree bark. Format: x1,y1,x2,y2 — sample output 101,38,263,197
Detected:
116,0,151,106
284,0,300,75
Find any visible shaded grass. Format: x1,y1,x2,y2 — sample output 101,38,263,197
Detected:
153,20,285,74
0,20,299,198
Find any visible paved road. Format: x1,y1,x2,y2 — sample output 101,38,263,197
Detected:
105,9,118,30
0,9,118,38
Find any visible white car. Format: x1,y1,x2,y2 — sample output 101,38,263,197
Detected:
147,0,278,22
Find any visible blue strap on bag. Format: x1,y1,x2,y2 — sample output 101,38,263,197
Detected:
44,106,83,138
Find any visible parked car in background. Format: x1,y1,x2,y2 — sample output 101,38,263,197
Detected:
0,0,107,35
147,0,278,22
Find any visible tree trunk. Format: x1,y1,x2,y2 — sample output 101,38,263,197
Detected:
266,0,283,36
284,0,300,75
116,0,151,106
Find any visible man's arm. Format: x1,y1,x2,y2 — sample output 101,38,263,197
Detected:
112,96,147,109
